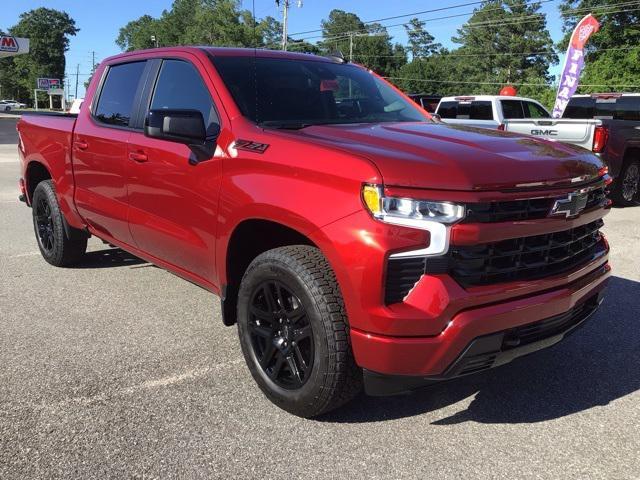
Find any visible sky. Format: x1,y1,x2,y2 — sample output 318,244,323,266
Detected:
1,0,568,98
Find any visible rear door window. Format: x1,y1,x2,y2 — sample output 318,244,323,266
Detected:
94,61,147,127
523,101,550,118
500,100,525,119
150,59,219,135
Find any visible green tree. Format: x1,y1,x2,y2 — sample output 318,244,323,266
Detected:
115,0,279,51
320,10,406,76
559,0,640,92
396,55,451,95
0,8,78,105
452,0,557,88
260,16,283,49
116,15,160,51
404,18,441,59
287,40,320,55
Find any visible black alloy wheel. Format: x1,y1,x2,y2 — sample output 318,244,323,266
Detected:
237,245,362,417
35,195,56,254
248,280,314,389
31,180,88,266
622,162,639,203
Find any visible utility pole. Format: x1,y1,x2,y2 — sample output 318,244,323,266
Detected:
90,50,96,71
349,32,354,62
277,0,302,51
74,64,79,100
281,0,289,50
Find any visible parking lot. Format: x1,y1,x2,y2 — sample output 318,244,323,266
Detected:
0,115,639,479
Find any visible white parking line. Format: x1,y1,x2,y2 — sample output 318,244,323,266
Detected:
6,251,40,258
5,360,243,414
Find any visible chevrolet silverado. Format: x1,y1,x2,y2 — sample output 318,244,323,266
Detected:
17,47,612,417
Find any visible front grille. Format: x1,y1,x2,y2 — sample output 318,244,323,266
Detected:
450,219,605,287
464,187,607,223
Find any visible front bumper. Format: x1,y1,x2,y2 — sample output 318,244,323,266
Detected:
350,261,610,379
363,288,605,396
312,199,611,384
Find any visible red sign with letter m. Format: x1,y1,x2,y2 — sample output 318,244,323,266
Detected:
0,36,19,53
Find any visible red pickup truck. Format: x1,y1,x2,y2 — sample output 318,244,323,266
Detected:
17,47,611,417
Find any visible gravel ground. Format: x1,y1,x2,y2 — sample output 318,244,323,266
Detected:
1,117,639,479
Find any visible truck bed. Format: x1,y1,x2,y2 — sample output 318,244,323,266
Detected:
503,118,601,151
17,112,78,216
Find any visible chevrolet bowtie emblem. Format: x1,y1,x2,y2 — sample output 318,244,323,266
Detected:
550,191,589,218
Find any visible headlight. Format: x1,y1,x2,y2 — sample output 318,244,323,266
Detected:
362,184,465,256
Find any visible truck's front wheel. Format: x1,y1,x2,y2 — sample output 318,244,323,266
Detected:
237,245,362,418
32,180,87,266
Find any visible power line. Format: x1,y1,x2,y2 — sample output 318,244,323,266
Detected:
342,2,639,42
383,76,640,89
288,0,491,36
295,0,640,42
352,45,640,59
294,0,560,41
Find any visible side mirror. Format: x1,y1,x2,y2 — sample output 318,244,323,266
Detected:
145,109,213,145
430,113,442,122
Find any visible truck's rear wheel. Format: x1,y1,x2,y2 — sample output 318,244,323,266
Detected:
237,245,362,418
32,180,87,266
612,159,640,206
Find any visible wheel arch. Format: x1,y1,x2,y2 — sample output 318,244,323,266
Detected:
623,145,640,165
221,218,317,326
25,160,52,203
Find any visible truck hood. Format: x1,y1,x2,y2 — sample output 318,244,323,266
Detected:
293,122,603,191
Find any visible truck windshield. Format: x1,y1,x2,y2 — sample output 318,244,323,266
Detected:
210,56,426,127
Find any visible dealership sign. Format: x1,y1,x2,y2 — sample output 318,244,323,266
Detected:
37,78,61,90
0,35,29,57
552,14,600,118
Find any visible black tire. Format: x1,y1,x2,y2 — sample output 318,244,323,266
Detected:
32,180,88,266
237,245,362,418
611,159,640,206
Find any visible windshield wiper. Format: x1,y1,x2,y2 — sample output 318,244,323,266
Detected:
259,120,315,130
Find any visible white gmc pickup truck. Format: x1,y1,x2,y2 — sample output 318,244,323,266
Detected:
504,94,640,206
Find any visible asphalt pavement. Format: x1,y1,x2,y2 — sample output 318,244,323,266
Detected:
1,116,639,479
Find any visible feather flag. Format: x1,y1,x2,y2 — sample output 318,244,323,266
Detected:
552,14,600,118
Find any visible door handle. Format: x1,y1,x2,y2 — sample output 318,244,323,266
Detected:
128,152,148,163
75,141,89,150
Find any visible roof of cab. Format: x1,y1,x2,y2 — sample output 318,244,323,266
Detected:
102,46,338,64
439,95,544,104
